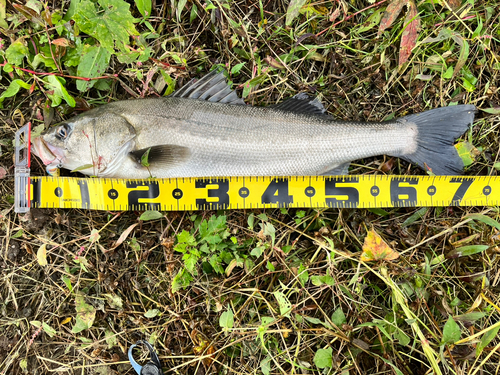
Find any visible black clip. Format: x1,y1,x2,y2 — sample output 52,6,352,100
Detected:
128,341,164,375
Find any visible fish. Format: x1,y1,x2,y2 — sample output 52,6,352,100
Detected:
31,69,476,178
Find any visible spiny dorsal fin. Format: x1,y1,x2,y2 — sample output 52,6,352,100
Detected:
272,93,330,117
170,70,245,105
129,145,191,168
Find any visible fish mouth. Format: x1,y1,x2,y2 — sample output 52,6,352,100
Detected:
31,137,65,167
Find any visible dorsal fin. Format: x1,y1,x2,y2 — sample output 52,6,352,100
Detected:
170,70,245,105
272,93,330,117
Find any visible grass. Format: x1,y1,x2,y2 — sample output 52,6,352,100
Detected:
1,0,500,374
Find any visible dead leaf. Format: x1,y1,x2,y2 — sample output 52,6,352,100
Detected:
264,56,286,69
61,317,72,325
0,167,6,179
226,258,238,276
447,0,461,10
111,223,138,250
37,244,48,266
192,332,216,367
398,0,420,66
378,0,406,36
360,229,400,262
329,8,341,23
51,38,71,47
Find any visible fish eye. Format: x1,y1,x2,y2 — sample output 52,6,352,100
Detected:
56,125,68,140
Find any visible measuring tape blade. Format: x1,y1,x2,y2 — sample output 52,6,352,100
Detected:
25,175,496,211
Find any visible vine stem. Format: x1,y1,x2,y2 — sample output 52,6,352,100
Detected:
0,63,117,81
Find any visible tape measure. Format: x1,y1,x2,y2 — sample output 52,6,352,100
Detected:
19,174,496,211
14,124,497,212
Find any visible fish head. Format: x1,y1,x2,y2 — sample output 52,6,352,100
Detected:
32,112,136,176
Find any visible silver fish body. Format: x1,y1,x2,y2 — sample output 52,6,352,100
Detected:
31,71,476,178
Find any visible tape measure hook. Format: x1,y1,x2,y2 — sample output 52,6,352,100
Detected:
14,123,31,213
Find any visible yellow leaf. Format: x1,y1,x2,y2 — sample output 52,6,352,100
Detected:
360,229,399,262
37,244,48,266
61,317,72,325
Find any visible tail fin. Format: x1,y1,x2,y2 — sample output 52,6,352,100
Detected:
398,105,476,175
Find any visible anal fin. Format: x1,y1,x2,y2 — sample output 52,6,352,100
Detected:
320,162,351,175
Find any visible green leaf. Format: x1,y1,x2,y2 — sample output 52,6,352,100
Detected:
44,76,76,107
242,74,266,98
183,252,199,274
0,79,31,106
394,328,410,346
171,268,193,292
260,356,271,375
443,66,453,79
331,308,347,327
72,294,96,333
139,210,163,221
466,213,500,231
274,291,292,317
144,309,160,318
297,264,309,286
447,245,489,259
250,246,265,258
454,141,476,167
103,293,123,310
177,0,188,20
73,0,139,56
402,207,429,227
190,3,198,22
5,41,29,65
310,275,323,286
135,0,151,18
481,107,500,115
314,347,333,369
441,316,461,345
286,0,308,26
32,53,58,70
105,328,118,349
454,312,486,322
0,0,8,28
357,8,384,33
62,275,73,292
219,308,234,330
42,322,57,337
19,359,28,372
476,324,500,356
263,222,275,246
231,62,245,75
10,229,23,238
76,45,111,92
89,229,101,243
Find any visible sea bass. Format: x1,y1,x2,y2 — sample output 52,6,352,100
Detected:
32,70,476,178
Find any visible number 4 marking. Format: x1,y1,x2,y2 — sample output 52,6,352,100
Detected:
450,178,473,205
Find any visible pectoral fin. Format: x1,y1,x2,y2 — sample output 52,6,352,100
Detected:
129,145,191,168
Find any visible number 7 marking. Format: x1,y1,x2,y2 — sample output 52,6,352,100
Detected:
450,178,473,205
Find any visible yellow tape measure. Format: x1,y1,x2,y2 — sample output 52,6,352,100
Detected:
26,175,497,211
